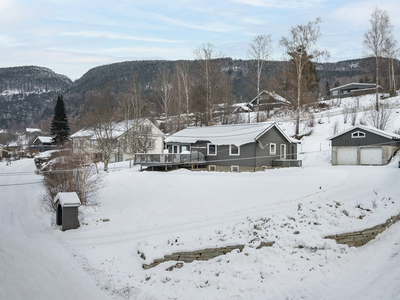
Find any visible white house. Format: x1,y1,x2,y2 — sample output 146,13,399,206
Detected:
70,118,165,163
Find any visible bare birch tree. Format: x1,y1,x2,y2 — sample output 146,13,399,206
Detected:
194,43,223,126
363,7,393,109
176,61,192,127
156,66,173,132
279,18,329,137
384,37,398,96
248,34,272,122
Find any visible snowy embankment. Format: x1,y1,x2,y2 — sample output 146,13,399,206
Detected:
2,93,400,299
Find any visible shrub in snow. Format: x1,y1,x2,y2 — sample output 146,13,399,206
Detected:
41,149,103,206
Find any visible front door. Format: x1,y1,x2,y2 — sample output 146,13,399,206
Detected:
280,144,286,159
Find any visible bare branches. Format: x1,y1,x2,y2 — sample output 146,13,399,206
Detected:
279,18,329,136
363,7,394,109
248,34,272,122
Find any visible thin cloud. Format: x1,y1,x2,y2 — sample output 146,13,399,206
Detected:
61,31,183,43
0,35,25,47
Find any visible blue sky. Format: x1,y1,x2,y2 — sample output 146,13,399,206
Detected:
1,0,399,80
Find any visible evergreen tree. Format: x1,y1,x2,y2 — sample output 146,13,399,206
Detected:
325,81,330,97
50,94,70,145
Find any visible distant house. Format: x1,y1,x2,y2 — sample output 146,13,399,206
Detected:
234,90,289,113
327,125,400,165
329,83,382,98
70,118,165,163
136,122,301,172
30,136,55,154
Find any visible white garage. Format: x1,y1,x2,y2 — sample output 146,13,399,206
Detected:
337,148,358,165
360,148,382,165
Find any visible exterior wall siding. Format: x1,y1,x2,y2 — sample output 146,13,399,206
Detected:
190,126,298,169
331,128,397,147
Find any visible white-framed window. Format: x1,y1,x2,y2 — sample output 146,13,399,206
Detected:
280,144,286,159
231,165,239,173
148,139,155,149
351,131,366,138
270,143,276,155
332,90,338,96
229,144,240,156
207,143,217,156
209,165,216,172
181,145,190,152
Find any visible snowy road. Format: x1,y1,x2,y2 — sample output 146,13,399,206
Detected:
0,159,110,300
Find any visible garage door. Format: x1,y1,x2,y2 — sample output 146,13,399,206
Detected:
337,148,357,165
360,148,382,165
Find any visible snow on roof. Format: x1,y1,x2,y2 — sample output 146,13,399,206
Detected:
329,82,378,92
36,136,53,144
26,128,41,133
249,90,289,105
54,192,81,207
165,122,283,146
70,118,146,139
327,125,400,140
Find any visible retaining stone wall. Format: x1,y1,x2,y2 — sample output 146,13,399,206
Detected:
142,213,400,269
325,212,400,247
142,241,274,269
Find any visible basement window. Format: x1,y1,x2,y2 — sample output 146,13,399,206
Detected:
351,131,366,138
231,166,239,173
209,165,216,172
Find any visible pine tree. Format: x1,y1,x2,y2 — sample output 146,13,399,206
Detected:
50,94,70,145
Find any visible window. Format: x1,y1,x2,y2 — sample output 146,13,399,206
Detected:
231,165,239,173
209,165,216,172
332,91,338,96
351,131,366,138
115,154,123,162
229,144,240,156
148,139,155,149
270,143,276,155
280,144,286,159
207,144,217,156
181,145,190,153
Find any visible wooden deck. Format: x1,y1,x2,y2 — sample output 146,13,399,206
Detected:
134,152,206,168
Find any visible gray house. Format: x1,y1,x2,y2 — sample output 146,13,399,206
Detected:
329,83,382,98
233,90,289,113
328,125,400,165
156,122,300,172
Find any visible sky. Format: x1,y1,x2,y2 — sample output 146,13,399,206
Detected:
0,0,399,80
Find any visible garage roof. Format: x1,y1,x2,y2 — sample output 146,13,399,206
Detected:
327,125,400,141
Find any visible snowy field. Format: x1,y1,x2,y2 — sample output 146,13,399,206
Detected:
1,94,400,299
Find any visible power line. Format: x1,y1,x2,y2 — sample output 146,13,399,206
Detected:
0,180,44,187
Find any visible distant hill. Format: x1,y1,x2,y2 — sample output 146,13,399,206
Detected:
0,58,398,130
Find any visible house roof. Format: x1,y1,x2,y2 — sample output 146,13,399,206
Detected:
165,122,295,146
329,82,380,92
33,136,53,144
249,90,289,105
327,125,400,140
70,118,164,140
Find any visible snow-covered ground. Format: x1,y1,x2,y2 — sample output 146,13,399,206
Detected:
1,94,400,299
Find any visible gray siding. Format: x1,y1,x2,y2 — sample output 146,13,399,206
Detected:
331,128,398,147
62,207,79,231
192,126,297,168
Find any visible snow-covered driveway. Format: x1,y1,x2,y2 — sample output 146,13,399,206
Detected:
0,159,109,300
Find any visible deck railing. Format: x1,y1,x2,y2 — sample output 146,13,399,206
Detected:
134,152,206,166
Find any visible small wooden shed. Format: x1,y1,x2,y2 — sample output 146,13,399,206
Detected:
54,192,81,231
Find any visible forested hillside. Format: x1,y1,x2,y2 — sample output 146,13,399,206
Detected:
0,58,398,132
